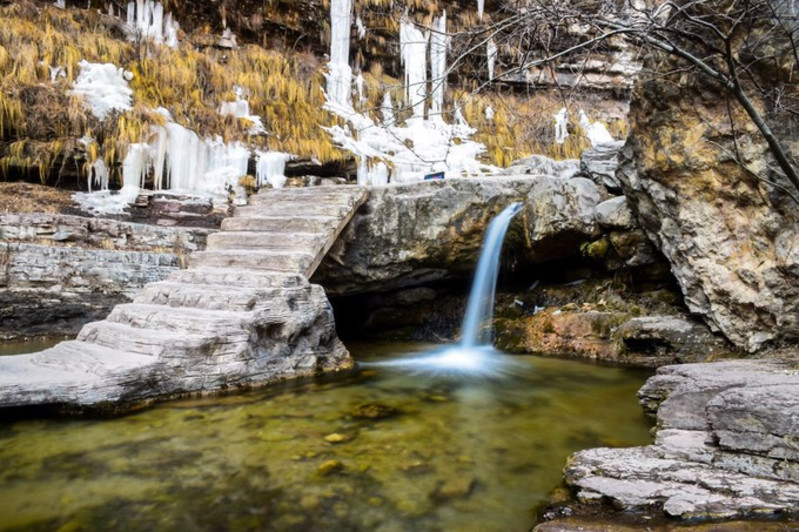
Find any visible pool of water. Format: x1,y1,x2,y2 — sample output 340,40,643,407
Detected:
0,341,653,531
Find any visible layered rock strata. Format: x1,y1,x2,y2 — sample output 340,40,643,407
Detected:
564,358,799,519
0,214,212,339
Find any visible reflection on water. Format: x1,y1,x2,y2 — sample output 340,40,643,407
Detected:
0,342,653,531
0,338,65,357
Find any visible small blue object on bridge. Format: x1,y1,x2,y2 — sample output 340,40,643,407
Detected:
424,172,445,180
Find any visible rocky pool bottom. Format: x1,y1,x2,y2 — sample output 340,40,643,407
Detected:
0,341,654,531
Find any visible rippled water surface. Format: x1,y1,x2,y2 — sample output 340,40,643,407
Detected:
0,342,653,531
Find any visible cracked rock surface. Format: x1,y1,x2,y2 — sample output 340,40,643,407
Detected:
564,358,799,520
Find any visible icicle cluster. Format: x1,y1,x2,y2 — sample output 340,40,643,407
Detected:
255,151,292,189
400,21,428,121
126,0,179,48
323,6,494,185
578,110,615,146
325,0,353,108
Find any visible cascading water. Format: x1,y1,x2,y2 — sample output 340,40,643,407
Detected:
459,202,523,348
366,202,524,375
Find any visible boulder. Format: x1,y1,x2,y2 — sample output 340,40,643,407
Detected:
578,141,625,191
594,196,634,230
524,177,603,261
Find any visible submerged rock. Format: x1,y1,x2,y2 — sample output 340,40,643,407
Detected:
350,403,399,420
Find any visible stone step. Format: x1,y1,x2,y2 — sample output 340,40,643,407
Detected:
221,215,338,233
106,303,253,336
77,320,213,359
190,250,315,275
135,281,308,311
234,202,355,219
248,191,361,205
205,232,325,252
167,268,308,289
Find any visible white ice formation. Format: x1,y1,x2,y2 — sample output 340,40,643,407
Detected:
487,38,497,80
323,1,494,186
578,110,615,146
126,0,179,48
400,20,428,121
554,107,570,145
255,151,292,189
219,87,266,135
69,61,133,120
325,0,353,108
429,12,448,120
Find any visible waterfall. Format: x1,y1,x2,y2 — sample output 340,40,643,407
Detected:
364,202,524,376
459,202,523,348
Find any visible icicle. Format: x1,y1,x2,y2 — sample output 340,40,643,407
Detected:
354,73,366,105
381,92,395,127
485,106,494,121
355,16,366,39
326,0,353,108
90,159,109,192
55,0,66,9
108,3,114,16
487,38,497,80
478,0,485,22
429,11,448,121
256,151,292,189
400,20,428,121
554,108,569,145
122,143,149,189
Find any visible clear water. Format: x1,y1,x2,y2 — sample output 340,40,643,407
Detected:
0,342,653,531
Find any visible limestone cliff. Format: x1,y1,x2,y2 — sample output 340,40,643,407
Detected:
618,3,799,351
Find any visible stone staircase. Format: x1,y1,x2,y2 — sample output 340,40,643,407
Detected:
0,186,368,412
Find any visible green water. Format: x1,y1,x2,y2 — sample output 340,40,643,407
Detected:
0,342,653,531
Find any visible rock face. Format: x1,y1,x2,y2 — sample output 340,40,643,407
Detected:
618,40,799,351
0,214,212,339
524,177,602,262
564,358,799,519
313,177,537,295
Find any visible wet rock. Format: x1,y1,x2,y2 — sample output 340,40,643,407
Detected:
565,358,799,519
616,316,729,362
350,403,399,420
524,177,603,262
324,433,351,444
578,141,625,192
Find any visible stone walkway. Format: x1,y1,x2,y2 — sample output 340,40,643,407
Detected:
0,186,368,411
